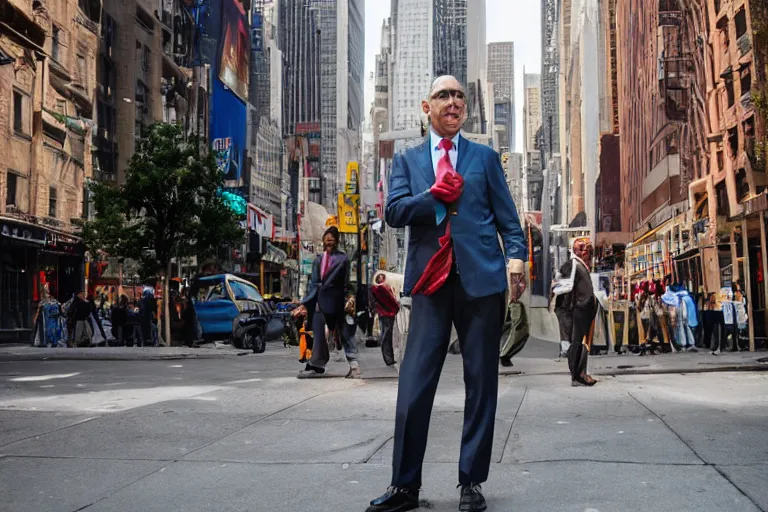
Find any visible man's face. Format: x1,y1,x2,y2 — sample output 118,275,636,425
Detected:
422,77,466,138
573,238,594,266
323,234,337,252
375,274,385,285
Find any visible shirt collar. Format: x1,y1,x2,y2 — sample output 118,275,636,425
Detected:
430,128,460,152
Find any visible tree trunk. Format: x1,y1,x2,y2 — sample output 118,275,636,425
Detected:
164,261,172,346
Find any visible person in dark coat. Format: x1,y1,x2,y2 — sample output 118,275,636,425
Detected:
71,291,93,347
293,226,359,379
367,75,527,512
554,237,598,386
111,295,129,346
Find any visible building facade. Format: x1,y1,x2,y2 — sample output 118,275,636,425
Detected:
1,0,100,338
523,71,542,211
487,41,516,153
315,0,365,209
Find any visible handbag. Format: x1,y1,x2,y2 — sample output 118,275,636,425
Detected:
552,258,578,297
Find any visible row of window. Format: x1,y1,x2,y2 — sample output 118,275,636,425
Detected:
5,174,58,218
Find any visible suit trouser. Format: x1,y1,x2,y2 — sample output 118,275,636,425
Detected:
391,269,504,488
309,310,359,369
567,303,596,381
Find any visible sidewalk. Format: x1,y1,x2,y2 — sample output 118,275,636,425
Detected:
2,337,765,378
508,339,768,376
0,343,246,362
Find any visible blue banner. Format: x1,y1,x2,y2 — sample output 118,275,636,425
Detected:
210,77,246,182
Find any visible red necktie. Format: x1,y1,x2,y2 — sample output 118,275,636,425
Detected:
412,138,458,296
321,252,330,279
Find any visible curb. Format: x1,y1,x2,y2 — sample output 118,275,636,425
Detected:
0,352,248,362
500,362,768,378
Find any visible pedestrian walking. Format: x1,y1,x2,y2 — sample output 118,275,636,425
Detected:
71,291,93,347
371,272,400,366
292,226,361,379
111,295,129,346
366,75,527,512
552,237,599,387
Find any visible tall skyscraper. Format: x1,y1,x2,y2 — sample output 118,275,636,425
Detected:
523,71,542,211
540,0,560,155
487,42,516,152
391,0,486,132
315,0,365,209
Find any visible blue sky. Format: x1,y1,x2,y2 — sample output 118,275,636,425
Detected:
364,0,542,152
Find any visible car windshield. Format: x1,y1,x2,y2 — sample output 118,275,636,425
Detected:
194,280,230,302
229,280,263,302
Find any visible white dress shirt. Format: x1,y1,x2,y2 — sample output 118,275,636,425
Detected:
429,129,460,175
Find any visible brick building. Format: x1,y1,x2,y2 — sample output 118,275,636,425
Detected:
0,0,100,338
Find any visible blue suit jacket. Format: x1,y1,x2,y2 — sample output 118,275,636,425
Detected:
385,135,527,298
301,251,350,317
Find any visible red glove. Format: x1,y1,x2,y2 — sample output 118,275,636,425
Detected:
430,172,464,204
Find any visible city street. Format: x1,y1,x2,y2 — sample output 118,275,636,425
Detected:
1,339,767,512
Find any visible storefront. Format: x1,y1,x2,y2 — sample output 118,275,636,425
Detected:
0,218,84,342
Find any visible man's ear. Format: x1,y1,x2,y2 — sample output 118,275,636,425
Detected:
421,100,430,115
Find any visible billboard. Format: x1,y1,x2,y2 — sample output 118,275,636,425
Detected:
211,78,246,182
218,0,250,102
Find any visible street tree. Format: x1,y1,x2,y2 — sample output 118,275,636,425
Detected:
80,123,244,344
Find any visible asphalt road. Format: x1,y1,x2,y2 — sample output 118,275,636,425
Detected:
1,340,767,512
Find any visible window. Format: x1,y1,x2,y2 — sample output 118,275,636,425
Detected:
740,68,751,96
229,281,263,302
52,26,61,61
5,173,17,207
735,9,747,39
77,54,86,83
728,126,739,156
13,90,24,134
725,78,735,107
48,186,57,218
141,45,150,72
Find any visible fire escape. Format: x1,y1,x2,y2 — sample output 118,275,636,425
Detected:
659,0,691,123
658,0,697,185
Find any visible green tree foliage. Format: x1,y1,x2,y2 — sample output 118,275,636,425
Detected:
82,122,243,271
79,123,244,342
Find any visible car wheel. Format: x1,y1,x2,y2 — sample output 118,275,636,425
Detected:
248,331,266,353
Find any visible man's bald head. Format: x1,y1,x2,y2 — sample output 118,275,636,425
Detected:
427,75,464,99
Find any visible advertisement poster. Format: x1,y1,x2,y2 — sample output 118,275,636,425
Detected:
210,78,246,182
218,0,249,102
338,193,360,234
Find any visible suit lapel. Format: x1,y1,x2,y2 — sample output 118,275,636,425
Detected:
321,252,345,284
415,140,435,188
456,134,475,177
323,254,344,284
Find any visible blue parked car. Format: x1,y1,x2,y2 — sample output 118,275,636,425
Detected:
190,274,268,349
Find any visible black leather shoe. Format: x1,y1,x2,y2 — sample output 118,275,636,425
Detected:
459,483,487,512
365,486,419,512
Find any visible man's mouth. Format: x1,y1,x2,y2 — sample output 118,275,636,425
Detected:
444,112,460,120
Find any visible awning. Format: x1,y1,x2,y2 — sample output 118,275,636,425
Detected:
673,247,700,261
632,216,676,245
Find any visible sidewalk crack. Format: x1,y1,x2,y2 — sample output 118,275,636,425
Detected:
498,386,528,463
